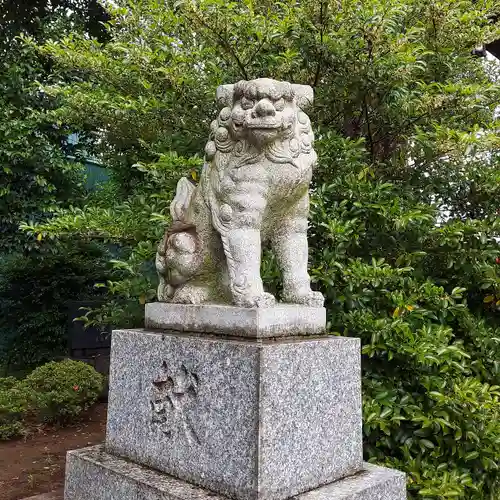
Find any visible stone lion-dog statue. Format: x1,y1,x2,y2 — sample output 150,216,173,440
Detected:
156,78,324,308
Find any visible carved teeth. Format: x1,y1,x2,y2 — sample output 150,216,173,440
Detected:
246,122,280,129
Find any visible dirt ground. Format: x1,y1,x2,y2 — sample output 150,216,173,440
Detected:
0,404,106,500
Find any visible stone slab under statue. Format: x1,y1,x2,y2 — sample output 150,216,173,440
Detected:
63,79,406,500
145,302,326,337
65,446,406,500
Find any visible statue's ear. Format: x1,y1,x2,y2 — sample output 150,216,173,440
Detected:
292,84,314,110
170,177,196,222
216,84,234,108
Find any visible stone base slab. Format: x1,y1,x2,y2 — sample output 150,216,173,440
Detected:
144,302,326,338
64,446,406,500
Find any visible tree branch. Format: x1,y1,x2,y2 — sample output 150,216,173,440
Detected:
363,95,375,162
189,8,249,80
313,1,328,87
244,37,266,69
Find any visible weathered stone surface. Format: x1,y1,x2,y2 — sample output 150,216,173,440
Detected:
64,445,219,500
64,446,406,500
156,79,324,309
296,463,406,500
105,329,363,500
145,302,326,338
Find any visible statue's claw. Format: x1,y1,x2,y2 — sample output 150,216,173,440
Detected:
283,290,324,307
173,284,212,305
235,292,276,308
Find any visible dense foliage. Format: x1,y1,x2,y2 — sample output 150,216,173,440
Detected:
0,360,104,439
0,376,32,439
0,40,86,253
1,0,109,48
0,0,117,371
20,0,500,498
0,244,113,372
0,0,111,252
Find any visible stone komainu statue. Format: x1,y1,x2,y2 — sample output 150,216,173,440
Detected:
156,78,324,308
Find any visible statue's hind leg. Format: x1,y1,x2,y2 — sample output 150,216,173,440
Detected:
172,251,230,304
172,208,230,304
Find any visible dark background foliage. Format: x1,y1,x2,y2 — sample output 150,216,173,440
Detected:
0,243,113,373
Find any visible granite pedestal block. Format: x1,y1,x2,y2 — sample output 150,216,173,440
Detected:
105,329,363,500
145,303,326,338
65,446,406,500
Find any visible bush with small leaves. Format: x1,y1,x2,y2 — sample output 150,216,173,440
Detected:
24,360,104,423
0,378,32,440
0,376,18,391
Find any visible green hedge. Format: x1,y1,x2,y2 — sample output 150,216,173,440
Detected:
0,359,104,439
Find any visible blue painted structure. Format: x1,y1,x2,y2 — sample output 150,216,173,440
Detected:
66,133,109,190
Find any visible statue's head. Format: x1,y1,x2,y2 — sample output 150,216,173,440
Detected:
205,79,315,167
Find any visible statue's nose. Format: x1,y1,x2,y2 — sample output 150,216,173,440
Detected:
253,99,276,117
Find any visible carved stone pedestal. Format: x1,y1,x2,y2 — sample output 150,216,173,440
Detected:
106,327,363,500
64,304,406,500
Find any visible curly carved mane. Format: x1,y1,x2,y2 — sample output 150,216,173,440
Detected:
203,100,316,173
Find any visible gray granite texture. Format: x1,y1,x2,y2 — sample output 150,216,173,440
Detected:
145,302,326,338
156,79,324,310
64,445,220,500
64,446,406,500
105,329,363,500
295,463,406,500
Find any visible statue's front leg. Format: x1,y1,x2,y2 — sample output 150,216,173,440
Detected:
223,205,275,308
272,196,324,307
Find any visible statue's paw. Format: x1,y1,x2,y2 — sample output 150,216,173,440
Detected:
285,290,324,307
305,291,325,307
255,292,276,308
236,292,276,308
173,285,211,305
157,283,175,302
174,292,200,304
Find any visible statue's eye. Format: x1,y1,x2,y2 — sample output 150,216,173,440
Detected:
274,98,285,111
241,97,254,110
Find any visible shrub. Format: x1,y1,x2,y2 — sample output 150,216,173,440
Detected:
0,376,18,391
0,378,32,440
24,359,104,423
